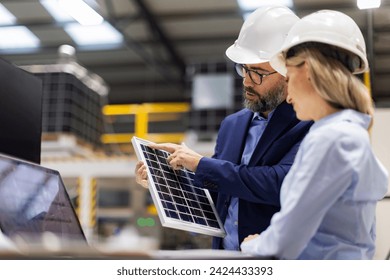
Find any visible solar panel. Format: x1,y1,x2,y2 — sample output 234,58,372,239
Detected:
132,137,226,237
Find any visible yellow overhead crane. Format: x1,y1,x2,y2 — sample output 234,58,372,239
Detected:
101,102,190,145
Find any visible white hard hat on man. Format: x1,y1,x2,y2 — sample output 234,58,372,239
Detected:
225,5,299,64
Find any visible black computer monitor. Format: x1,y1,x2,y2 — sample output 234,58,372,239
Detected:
0,57,42,164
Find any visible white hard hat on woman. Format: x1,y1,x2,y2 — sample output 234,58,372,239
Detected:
226,5,299,64
270,10,368,76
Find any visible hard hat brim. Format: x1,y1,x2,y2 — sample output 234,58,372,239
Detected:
226,44,269,65
269,53,287,77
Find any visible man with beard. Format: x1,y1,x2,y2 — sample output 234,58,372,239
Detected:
135,5,313,251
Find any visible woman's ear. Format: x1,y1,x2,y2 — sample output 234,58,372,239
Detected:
303,61,311,81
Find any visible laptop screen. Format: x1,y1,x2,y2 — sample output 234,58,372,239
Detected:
0,153,86,244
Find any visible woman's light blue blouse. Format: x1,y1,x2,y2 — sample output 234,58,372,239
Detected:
241,109,388,259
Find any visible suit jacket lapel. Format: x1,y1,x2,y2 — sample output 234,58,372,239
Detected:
249,101,297,165
227,110,253,164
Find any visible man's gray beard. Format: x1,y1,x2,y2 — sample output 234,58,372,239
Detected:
243,82,286,113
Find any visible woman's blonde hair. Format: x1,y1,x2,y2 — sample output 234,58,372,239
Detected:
286,44,374,129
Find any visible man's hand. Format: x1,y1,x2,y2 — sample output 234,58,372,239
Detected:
243,234,260,243
135,161,149,188
149,142,203,172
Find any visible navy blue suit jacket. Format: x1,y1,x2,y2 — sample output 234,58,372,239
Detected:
193,101,313,249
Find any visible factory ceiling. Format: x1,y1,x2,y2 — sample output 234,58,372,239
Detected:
1,0,390,106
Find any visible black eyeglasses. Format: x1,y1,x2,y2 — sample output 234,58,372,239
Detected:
235,64,277,85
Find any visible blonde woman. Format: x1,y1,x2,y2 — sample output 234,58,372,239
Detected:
240,10,388,259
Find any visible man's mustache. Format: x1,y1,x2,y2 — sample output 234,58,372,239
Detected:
244,86,259,97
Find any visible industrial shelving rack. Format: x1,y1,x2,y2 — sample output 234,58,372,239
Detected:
22,62,109,155
186,60,243,140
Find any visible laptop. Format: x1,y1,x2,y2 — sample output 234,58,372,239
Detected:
0,153,154,259
0,153,259,259
0,153,87,247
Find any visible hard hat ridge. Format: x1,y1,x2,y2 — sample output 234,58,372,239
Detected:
285,42,363,73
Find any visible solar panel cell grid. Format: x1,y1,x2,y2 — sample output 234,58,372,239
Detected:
132,136,226,237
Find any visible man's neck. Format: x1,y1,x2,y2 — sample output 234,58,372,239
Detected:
260,111,269,119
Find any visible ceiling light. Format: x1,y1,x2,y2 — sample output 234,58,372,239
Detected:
0,4,16,25
58,0,103,26
357,0,381,9
0,26,40,49
40,0,74,22
64,22,123,46
41,0,103,25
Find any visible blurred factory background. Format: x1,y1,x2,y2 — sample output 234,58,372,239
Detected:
0,0,389,258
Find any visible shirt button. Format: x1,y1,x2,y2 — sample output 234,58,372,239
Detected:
234,221,238,226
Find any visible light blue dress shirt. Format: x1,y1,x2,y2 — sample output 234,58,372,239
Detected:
241,109,389,259
223,111,274,250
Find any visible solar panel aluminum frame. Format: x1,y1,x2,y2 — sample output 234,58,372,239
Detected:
132,136,226,238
